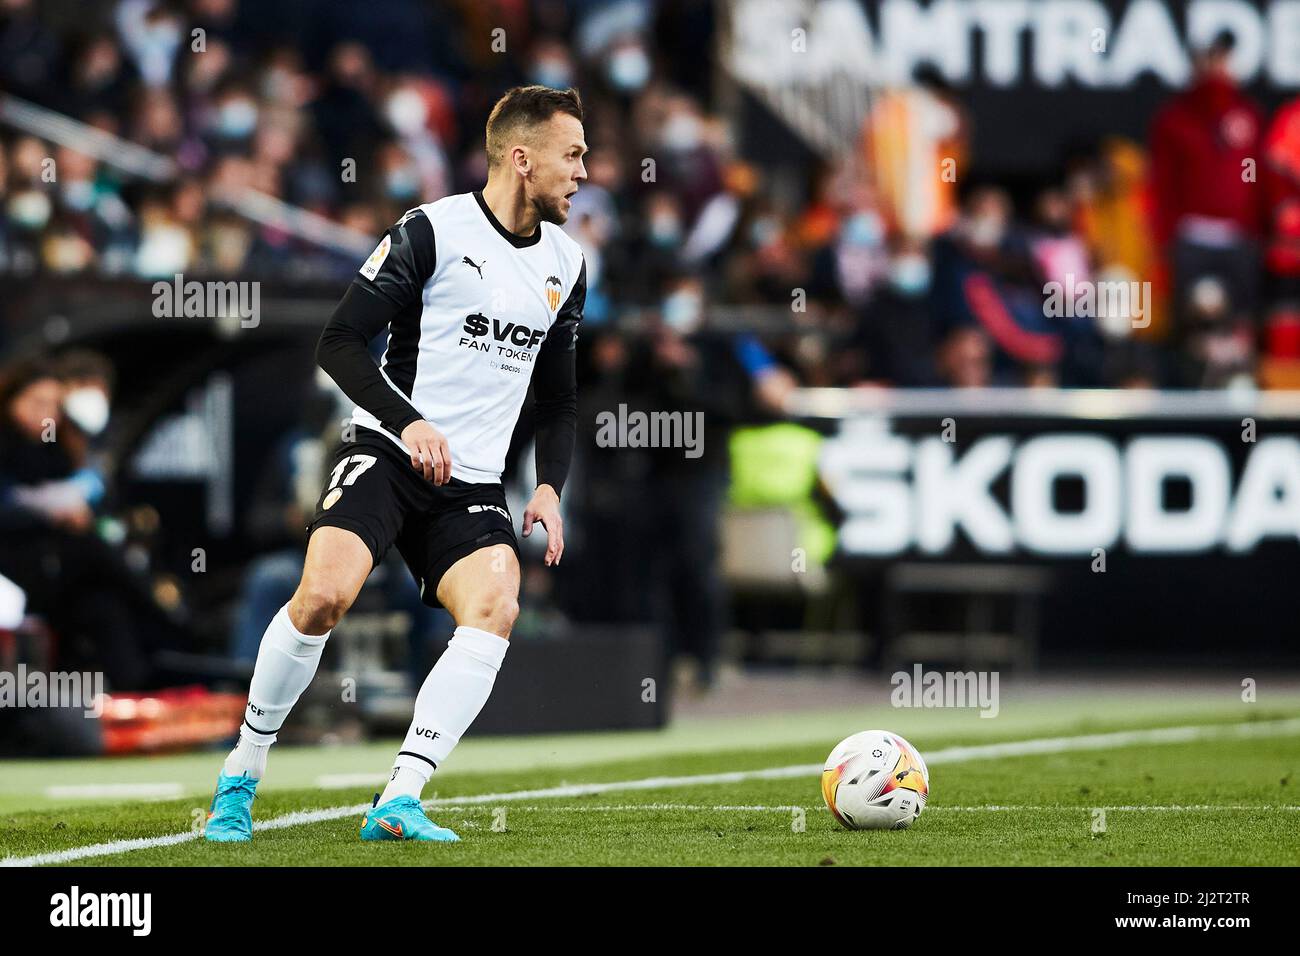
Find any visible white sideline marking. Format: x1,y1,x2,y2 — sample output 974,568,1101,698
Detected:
933,805,1300,812
423,803,1300,814
44,783,184,801
4,717,1298,867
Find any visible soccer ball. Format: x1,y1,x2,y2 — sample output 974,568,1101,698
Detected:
821,730,930,830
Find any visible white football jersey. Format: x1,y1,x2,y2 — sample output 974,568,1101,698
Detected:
350,191,586,483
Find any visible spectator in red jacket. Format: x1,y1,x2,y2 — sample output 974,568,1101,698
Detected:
1263,97,1300,298
1149,32,1265,366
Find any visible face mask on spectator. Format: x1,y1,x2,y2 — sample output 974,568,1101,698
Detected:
64,387,110,435
841,211,883,249
966,215,1004,250
385,89,428,137
385,168,420,200
216,98,258,138
663,288,703,333
649,213,682,247
9,191,51,230
749,216,779,247
608,43,650,92
62,179,96,212
139,17,182,54
890,255,931,296
661,112,701,152
532,58,574,90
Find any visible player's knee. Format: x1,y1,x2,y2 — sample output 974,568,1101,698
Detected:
472,588,519,638
289,583,353,634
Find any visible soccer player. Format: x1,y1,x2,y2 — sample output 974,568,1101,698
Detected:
204,86,587,843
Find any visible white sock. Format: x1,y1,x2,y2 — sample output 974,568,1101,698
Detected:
223,725,273,779
378,625,509,804
224,603,330,779
380,766,429,802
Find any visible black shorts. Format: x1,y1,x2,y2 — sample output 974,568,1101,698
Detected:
306,428,519,607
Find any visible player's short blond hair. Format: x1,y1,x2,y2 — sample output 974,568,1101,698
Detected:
485,85,584,170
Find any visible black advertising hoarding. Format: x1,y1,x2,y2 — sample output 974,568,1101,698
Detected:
801,388,1300,659
725,0,1300,173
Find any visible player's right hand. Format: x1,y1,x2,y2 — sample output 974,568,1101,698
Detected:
400,420,452,485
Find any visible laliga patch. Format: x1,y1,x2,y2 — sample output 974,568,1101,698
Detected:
323,488,343,510
359,234,391,280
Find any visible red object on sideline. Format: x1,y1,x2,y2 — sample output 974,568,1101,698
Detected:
98,686,245,754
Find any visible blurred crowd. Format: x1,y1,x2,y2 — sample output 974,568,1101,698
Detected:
1,2,1299,390
0,351,195,696
8,0,1300,719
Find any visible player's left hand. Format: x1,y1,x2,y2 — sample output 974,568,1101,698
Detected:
522,484,564,566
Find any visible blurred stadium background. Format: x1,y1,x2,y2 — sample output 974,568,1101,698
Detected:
2,0,1299,762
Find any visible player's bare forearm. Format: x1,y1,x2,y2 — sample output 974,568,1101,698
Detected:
522,483,564,566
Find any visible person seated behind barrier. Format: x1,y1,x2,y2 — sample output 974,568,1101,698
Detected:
51,349,116,500
0,357,183,690
838,238,941,387
1174,276,1257,389
930,188,1069,385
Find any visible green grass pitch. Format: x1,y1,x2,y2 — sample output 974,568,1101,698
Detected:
2,693,1298,866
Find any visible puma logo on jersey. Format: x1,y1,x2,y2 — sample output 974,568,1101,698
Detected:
462,255,485,279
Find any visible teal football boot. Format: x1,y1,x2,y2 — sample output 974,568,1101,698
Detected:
204,771,258,842
360,794,459,842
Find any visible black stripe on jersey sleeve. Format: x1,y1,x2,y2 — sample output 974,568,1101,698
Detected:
359,208,437,308
373,211,434,400
315,209,436,439
532,258,585,496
